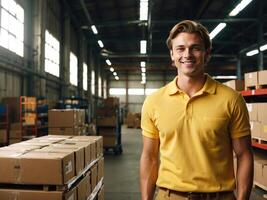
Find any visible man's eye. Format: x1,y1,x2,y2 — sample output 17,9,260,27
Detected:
176,48,184,52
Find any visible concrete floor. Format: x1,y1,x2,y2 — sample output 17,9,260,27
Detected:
104,126,267,200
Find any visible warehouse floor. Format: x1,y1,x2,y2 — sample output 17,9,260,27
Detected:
104,126,267,200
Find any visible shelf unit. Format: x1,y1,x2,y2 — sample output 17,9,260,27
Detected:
20,96,37,140
242,89,267,151
0,105,9,146
36,99,49,136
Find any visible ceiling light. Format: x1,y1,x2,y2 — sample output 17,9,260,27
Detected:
140,40,147,54
141,68,146,73
113,72,117,76
139,0,148,20
229,0,253,16
213,75,237,79
260,44,267,51
91,25,98,34
115,76,119,80
106,59,112,66
246,49,259,56
141,61,146,67
209,23,226,40
109,67,114,72
97,40,104,48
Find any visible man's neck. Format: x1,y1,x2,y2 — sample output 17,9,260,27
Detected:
177,74,206,98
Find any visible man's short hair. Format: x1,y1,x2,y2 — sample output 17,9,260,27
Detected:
166,20,212,51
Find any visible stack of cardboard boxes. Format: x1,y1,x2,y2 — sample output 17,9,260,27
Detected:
244,70,267,89
125,113,141,129
0,135,104,200
48,109,86,135
223,80,244,91
96,97,119,147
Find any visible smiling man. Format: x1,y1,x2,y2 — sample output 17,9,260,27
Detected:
140,20,253,200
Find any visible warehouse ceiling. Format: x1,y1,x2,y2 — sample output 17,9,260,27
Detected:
66,0,267,78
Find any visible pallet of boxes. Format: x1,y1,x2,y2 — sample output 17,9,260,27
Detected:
0,135,104,200
125,113,141,129
96,97,122,154
48,109,87,136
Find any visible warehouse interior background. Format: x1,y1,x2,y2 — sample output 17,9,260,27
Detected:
0,0,267,200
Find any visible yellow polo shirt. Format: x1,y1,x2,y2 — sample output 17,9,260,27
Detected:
141,74,250,192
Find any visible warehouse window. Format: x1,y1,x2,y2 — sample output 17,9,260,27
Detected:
70,52,78,86
98,76,102,97
83,63,87,91
44,30,60,77
128,88,144,95
145,88,158,95
0,0,24,56
109,88,126,95
91,70,95,95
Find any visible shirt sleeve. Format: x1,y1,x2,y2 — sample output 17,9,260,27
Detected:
141,96,159,139
230,93,251,138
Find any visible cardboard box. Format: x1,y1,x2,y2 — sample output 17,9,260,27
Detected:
77,172,90,200
48,109,84,127
257,103,267,124
0,151,75,185
223,80,244,91
97,116,117,127
250,121,261,138
85,172,91,197
39,135,72,140
126,113,135,128
97,157,104,182
98,127,116,136
91,164,98,191
246,103,258,121
104,97,119,107
134,118,141,128
49,127,81,135
10,122,21,130
258,70,267,86
9,130,21,139
103,136,117,147
98,185,104,200
244,71,258,88
2,97,20,123
261,123,267,141
0,129,8,144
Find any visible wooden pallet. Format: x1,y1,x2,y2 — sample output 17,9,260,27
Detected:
254,181,267,199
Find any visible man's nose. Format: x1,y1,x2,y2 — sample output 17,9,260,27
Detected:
183,48,192,57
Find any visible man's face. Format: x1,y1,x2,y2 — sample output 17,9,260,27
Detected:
170,32,210,78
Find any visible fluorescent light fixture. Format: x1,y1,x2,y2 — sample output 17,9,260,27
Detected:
139,0,148,20
91,25,98,34
229,0,253,16
141,68,146,73
109,67,114,72
113,72,117,76
97,40,104,48
140,40,147,54
141,61,146,67
213,75,237,79
260,44,267,51
106,59,112,66
246,49,259,56
115,76,119,80
209,23,227,40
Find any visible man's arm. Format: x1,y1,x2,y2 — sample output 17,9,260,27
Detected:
140,136,159,200
232,135,254,200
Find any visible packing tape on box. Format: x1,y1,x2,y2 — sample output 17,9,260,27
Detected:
11,191,19,200
66,193,75,200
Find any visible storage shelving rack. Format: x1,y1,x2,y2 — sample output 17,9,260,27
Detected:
0,105,9,146
20,96,37,140
36,98,49,136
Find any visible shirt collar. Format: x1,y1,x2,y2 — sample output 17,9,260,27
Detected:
167,73,217,96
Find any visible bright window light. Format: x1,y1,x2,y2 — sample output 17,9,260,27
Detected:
129,88,144,95
209,23,226,40
0,1,24,56
139,0,148,20
115,76,119,80
142,72,146,77
229,0,253,16
141,68,146,73
141,80,146,84
91,70,95,95
106,59,111,66
260,44,267,51
70,52,78,86
45,30,60,77
97,40,104,48
145,88,158,95
109,88,126,95
246,49,259,56
113,72,117,76
110,67,114,72
98,76,102,97
140,40,147,54
141,61,146,67
213,75,237,79
91,25,98,34
83,63,88,91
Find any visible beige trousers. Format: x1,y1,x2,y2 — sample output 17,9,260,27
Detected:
155,188,236,200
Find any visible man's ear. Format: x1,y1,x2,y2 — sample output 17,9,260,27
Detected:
170,50,174,61
204,48,211,64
